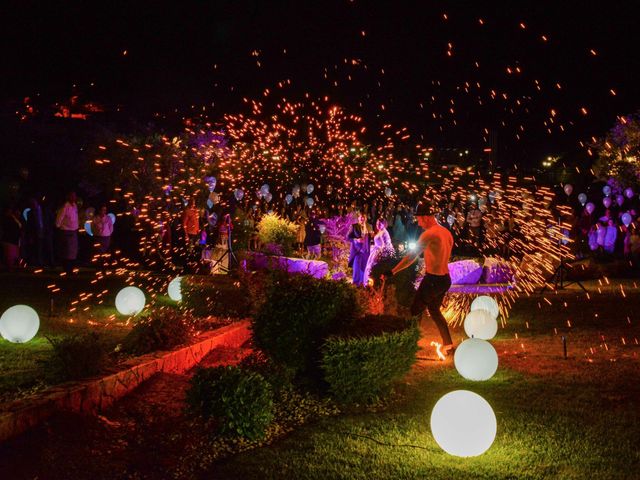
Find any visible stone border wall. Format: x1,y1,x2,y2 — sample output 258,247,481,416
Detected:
0,321,250,443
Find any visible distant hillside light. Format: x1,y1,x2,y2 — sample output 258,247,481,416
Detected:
454,338,498,381
0,305,40,343
470,295,499,320
168,277,183,302
430,390,497,457
115,286,146,316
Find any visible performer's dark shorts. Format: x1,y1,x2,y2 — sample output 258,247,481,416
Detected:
411,273,451,315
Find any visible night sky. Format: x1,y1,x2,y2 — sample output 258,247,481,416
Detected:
2,0,639,166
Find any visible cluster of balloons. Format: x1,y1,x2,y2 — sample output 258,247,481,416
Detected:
430,295,500,458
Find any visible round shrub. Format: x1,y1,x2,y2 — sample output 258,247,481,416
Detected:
186,366,274,440
256,213,298,256
46,332,108,380
122,309,194,355
321,315,419,404
181,275,253,318
251,272,360,379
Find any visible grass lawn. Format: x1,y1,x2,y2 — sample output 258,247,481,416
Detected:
210,280,640,480
0,270,175,402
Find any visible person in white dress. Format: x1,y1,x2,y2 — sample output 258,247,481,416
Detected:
364,218,394,285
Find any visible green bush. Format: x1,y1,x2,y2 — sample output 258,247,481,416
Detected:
251,273,360,379
186,366,274,440
238,351,295,395
321,315,419,404
122,309,194,355
181,275,253,318
256,213,298,256
46,333,108,380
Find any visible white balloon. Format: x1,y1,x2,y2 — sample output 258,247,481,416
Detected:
585,202,595,214
0,305,40,343
603,185,612,196
108,213,116,225
115,286,146,316
578,193,587,205
430,390,497,457
454,338,498,381
470,295,499,320
234,189,244,201
616,194,625,207
624,187,634,199
168,277,182,302
563,184,573,196
260,184,270,194
306,183,315,194
464,309,498,340
285,194,293,204
385,187,392,197
622,213,632,227
306,197,314,207
603,197,612,208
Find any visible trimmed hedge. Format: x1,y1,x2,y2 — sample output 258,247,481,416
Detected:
251,272,360,379
181,275,253,318
186,366,274,440
321,314,419,404
122,309,194,355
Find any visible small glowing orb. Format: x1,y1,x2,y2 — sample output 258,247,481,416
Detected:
470,295,499,320
430,390,497,457
168,277,183,302
115,286,146,316
408,241,417,251
84,220,93,236
0,305,40,343
454,338,498,381
464,309,498,340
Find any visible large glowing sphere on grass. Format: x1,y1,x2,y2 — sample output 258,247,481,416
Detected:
431,390,497,457
454,338,498,381
168,277,183,302
115,286,146,316
470,295,499,320
0,305,40,343
463,309,498,340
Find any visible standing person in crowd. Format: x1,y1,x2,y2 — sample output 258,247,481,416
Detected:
348,213,370,286
363,218,394,285
465,202,484,248
294,205,307,255
25,197,44,266
392,205,407,244
1,205,23,271
304,210,322,260
182,198,201,246
41,198,56,267
55,191,79,274
384,201,455,355
92,205,114,255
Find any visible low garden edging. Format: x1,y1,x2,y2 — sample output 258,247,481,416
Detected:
0,320,250,443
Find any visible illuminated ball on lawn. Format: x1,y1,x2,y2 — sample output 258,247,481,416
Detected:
454,338,498,381
470,295,499,320
0,305,40,343
431,390,497,457
168,277,183,302
115,286,146,316
463,309,497,340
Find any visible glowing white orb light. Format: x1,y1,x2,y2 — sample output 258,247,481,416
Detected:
168,277,183,302
454,338,498,381
463,309,498,340
431,390,497,457
470,295,499,320
0,305,40,343
115,286,146,316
